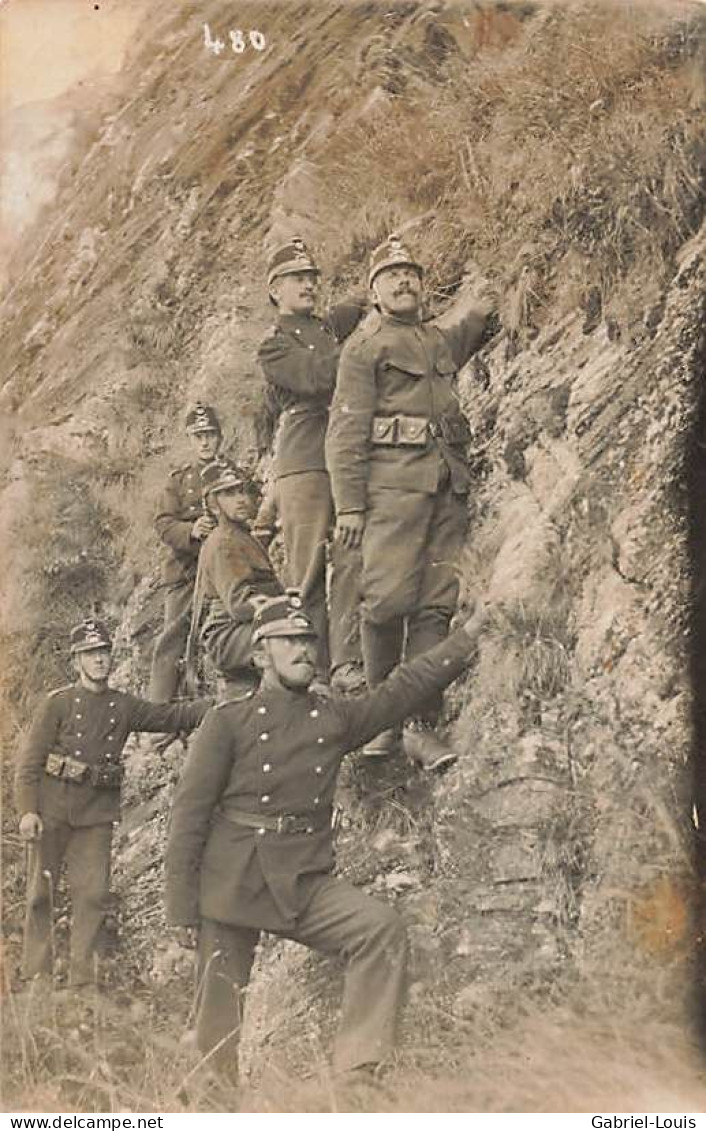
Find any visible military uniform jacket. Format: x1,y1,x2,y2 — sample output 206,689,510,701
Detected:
257,301,366,479
200,521,282,624
199,521,283,676
165,628,475,932
15,686,209,826
325,305,487,514
155,461,208,587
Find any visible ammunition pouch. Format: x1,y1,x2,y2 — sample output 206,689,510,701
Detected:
45,753,89,783
371,413,471,449
371,415,429,448
44,753,123,790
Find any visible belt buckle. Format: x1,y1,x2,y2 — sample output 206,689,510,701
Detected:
428,419,441,438
276,814,291,835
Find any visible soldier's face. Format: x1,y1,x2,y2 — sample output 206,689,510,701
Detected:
272,271,319,315
76,647,112,685
264,635,318,689
372,265,423,317
189,429,221,462
213,486,255,525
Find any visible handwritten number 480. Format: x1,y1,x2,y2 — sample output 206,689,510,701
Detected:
203,24,266,54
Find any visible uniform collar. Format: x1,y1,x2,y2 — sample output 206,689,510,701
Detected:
218,516,253,537
379,309,423,327
74,679,112,697
278,312,320,328
257,681,317,703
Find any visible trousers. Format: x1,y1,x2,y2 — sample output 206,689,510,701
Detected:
195,875,408,1076
149,580,193,701
22,821,113,985
276,472,361,676
360,483,468,722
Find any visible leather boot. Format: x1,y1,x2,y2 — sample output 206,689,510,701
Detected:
359,618,405,758
403,719,458,773
359,727,402,759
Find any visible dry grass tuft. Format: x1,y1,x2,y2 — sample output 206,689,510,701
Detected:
4,985,705,1113
318,1,706,331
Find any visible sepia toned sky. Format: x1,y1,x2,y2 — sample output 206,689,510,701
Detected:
0,0,144,112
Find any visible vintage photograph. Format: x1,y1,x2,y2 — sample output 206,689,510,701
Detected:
1,0,706,1114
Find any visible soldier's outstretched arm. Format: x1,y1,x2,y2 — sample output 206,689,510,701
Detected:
15,695,62,818
258,329,338,397
325,295,367,343
437,290,493,370
340,601,488,751
164,709,235,926
126,693,211,735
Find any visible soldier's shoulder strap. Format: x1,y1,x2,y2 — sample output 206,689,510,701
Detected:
170,461,193,478
259,323,282,347
214,689,256,711
47,684,73,699
355,309,383,341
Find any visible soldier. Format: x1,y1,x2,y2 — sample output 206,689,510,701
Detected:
149,403,222,702
192,459,283,697
165,591,487,1081
326,234,491,770
15,618,209,989
257,236,366,692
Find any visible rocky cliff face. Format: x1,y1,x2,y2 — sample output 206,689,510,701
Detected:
2,0,706,1111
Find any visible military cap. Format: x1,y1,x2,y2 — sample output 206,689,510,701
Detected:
267,237,320,288
185,403,221,435
252,591,317,643
200,458,248,498
70,618,112,654
368,232,423,288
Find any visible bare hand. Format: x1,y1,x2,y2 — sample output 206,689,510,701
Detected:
19,812,43,842
174,925,198,950
191,514,217,541
462,597,488,642
335,512,365,550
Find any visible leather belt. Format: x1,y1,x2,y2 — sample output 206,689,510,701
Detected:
371,413,471,448
216,806,331,835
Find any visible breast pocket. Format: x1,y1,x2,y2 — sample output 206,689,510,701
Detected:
381,347,428,381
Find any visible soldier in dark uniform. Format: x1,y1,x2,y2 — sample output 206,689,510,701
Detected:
149,404,222,701
257,237,366,692
326,234,491,770
193,459,283,697
15,619,209,988
165,591,487,1080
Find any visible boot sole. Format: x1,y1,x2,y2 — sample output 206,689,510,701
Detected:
418,750,459,773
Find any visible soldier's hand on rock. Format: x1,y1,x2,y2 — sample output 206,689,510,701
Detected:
460,260,498,314
19,812,43,842
462,596,488,642
191,514,217,541
336,512,365,550
174,926,198,950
